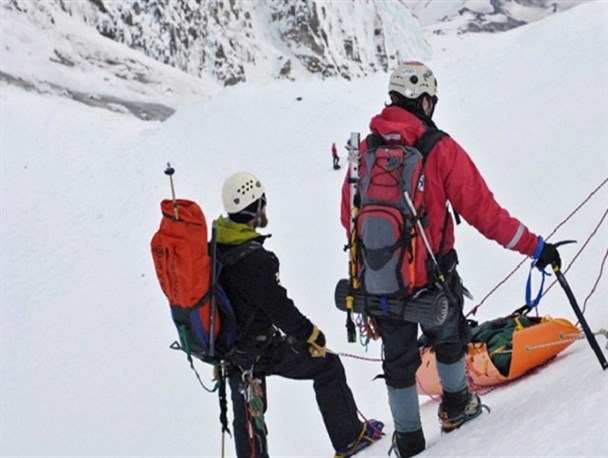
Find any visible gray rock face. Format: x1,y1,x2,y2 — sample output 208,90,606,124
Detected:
4,0,429,86
2,0,585,120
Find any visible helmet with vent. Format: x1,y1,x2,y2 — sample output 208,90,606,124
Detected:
221,172,266,214
388,61,438,99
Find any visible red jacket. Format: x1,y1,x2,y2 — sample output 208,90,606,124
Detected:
340,106,539,257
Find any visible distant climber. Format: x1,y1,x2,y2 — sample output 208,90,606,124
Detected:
332,142,340,170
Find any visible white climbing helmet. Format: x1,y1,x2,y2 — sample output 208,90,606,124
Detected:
388,61,438,99
221,172,266,214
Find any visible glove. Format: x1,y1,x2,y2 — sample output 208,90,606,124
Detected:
307,325,327,358
535,242,561,270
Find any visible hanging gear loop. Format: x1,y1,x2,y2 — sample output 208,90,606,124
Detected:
525,239,576,308
240,369,268,456
170,339,219,393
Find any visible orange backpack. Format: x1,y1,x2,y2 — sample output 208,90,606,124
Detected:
151,199,232,362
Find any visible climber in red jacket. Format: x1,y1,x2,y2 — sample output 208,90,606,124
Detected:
340,61,561,457
332,142,340,169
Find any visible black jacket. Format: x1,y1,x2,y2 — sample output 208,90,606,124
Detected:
217,238,314,365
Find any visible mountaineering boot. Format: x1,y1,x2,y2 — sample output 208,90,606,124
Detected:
388,429,425,458
334,419,385,458
438,388,489,433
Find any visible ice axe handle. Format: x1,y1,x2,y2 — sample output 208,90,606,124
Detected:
553,265,608,370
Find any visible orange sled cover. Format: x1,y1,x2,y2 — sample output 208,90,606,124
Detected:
416,317,580,395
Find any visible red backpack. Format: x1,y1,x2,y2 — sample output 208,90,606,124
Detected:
356,135,429,295
335,130,455,332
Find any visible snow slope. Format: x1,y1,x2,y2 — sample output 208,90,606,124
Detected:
1,2,607,457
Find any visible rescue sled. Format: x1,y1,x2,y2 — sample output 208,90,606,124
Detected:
416,315,580,395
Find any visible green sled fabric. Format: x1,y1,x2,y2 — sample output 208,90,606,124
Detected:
470,316,538,376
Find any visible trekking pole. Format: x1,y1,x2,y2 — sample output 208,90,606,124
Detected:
553,264,608,370
345,131,361,343
164,162,179,220
403,192,456,305
209,221,218,358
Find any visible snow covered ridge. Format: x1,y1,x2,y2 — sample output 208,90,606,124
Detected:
409,0,587,35
0,0,589,120
1,0,221,121
3,0,429,87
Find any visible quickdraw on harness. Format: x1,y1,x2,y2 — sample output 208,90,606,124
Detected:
241,369,267,457
355,314,380,349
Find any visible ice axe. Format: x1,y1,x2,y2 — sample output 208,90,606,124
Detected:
550,240,608,370
165,162,179,220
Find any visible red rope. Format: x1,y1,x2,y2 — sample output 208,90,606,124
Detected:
335,351,382,363
546,177,607,239
467,177,608,317
582,248,608,315
542,208,608,297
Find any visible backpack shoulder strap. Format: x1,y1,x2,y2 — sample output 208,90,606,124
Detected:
218,240,263,269
414,127,462,231
413,128,449,162
365,133,385,150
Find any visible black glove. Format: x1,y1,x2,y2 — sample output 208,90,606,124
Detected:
307,325,327,358
535,242,561,270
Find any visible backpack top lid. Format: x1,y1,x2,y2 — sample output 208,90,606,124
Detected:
160,199,206,226
154,199,211,307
